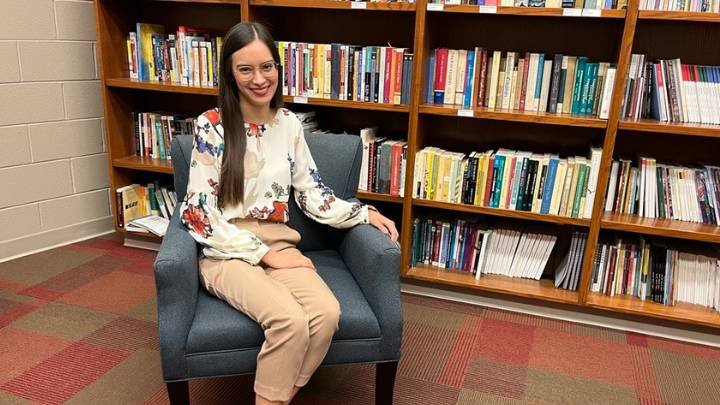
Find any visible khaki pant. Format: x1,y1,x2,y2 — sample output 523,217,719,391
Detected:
199,219,341,402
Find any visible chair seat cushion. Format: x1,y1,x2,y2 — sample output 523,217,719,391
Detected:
186,250,381,355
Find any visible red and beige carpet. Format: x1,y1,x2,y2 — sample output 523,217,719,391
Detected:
1,233,720,404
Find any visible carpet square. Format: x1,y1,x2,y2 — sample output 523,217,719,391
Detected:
524,368,637,404
651,347,720,404
571,322,627,343
57,271,156,314
456,389,526,405
646,335,720,360
438,316,484,387
398,321,458,382
1,342,127,404
627,332,649,347
17,286,63,301
462,357,527,399
118,253,157,276
82,317,158,352
529,327,635,387
66,348,163,405
124,295,158,322
473,318,535,366
0,249,99,285
402,302,466,331
0,327,70,385
10,302,117,341
0,302,38,329
27,254,126,295
0,391,32,405
484,308,572,333
0,280,29,294
394,375,460,405
630,346,662,404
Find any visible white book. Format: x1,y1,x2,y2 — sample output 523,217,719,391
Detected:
599,67,616,119
605,160,620,211
550,159,568,216
444,49,459,105
455,49,467,106
488,51,502,109
501,52,516,110
537,234,558,281
524,53,538,111
505,230,522,276
510,233,530,278
359,127,378,191
583,147,603,219
521,233,542,279
474,230,491,279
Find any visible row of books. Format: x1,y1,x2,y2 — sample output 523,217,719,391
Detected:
412,146,603,219
115,182,177,229
604,159,720,225
428,0,626,8
426,48,616,118
591,238,720,311
127,24,222,86
622,55,720,125
410,218,559,280
553,231,589,291
640,0,720,12
132,112,195,160
358,128,408,196
277,41,414,105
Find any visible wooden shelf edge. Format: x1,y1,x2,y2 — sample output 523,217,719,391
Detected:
434,4,625,18
284,96,409,112
418,104,607,128
250,0,416,11
619,119,720,138
413,198,592,227
356,191,404,203
113,156,174,174
638,10,720,22
601,213,720,243
405,265,580,305
105,78,218,96
586,293,720,328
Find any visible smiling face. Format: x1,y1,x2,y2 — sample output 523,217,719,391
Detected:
231,39,279,112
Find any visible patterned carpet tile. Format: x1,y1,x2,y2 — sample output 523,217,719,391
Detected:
2,235,720,404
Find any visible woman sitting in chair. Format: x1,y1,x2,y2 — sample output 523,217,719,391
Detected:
179,21,398,405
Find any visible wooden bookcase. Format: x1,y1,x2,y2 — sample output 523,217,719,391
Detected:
95,0,720,331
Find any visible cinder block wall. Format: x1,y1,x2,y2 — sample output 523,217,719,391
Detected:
0,0,113,261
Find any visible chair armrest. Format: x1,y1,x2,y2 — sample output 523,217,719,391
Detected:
153,206,199,380
338,223,402,361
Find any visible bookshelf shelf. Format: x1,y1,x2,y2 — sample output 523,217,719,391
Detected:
586,292,720,329
105,78,218,96
357,191,404,204
430,4,625,19
618,119,720,138
283,96,410,112
413,198,592,227
406,264,580,305
113,156,174,174
601,213,720,243
250,0,416,11
638,10,720,23
419,104,608,128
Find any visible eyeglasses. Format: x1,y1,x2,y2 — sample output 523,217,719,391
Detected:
235,61,280,81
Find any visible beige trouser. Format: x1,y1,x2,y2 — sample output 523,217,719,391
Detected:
199,219,341,402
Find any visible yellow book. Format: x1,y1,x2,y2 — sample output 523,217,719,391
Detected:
425,148,436,200
565,159,580,217
136,23,164,82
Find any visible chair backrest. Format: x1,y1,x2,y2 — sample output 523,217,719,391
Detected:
171,131,363,251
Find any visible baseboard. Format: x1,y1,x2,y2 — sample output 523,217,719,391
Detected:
0,217,115,263
401,282,720,348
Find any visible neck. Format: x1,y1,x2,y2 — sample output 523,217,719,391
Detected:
239,99,272,124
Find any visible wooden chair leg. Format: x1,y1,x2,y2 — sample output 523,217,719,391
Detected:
375,361,398,405
167,380,190,405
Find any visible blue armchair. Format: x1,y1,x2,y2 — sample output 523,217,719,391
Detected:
154,132,402,404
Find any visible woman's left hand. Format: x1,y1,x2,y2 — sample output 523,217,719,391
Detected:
368,208,399,242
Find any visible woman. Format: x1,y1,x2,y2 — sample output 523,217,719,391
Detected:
180,21,398,405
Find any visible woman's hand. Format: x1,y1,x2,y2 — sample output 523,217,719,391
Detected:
368,209,399,242
261,249,314,270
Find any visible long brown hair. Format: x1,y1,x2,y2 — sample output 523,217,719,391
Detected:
217,21,284,207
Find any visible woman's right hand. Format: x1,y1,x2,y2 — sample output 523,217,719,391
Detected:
261,249,314,270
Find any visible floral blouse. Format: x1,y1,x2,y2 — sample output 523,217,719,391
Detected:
180,107,369,264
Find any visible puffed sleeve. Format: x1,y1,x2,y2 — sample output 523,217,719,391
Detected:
290,120,370,228
179,110,270,264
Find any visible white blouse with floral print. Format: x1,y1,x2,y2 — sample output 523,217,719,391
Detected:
180,107,370,265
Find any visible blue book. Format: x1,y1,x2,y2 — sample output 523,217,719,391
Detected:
490,155,506,208
463,49,476,108
540,156,559,214
534,54,545,104
426,49,436,104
